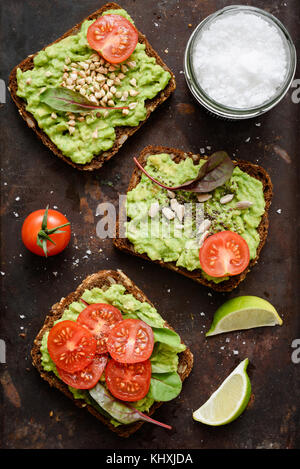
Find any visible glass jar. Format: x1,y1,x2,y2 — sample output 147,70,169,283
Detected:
184,5,297,120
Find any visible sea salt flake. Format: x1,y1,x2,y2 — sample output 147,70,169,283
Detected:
192,12,288,108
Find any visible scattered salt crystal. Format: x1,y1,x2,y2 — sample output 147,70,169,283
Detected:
192,12,288,108
13,212,19,217
15,196,20,201
245,137,251,143
86,249,91,255
0,271,5,276
225,338,230,343
276,208,282,214
255,122,261,127
233,350,239,355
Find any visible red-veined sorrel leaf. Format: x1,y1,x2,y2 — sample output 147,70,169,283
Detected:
133,151,234,193
40,87,128,113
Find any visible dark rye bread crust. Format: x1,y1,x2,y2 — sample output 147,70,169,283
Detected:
8,2,176,171
113,146,273,292
31,269,193,438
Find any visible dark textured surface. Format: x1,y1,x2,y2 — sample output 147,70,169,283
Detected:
0,0,299,449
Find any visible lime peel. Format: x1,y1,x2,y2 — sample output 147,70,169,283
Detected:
206,296,282,337
193,358,251,426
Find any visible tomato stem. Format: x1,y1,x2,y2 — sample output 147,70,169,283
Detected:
37,205,70,257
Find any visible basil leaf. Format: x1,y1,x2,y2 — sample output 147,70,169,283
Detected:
149,372,182,402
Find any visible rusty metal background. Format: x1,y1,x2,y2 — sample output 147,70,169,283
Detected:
0,0,299,449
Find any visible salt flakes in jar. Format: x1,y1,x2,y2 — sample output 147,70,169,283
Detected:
192,12,288,109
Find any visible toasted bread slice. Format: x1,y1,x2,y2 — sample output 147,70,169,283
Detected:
8,3,176,171
113,146,273,292
31,269,193,437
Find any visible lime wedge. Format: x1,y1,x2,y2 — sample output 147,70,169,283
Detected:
206,296,282,337
193,358,251,426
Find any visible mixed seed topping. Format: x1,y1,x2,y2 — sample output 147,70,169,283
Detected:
43,53,140,135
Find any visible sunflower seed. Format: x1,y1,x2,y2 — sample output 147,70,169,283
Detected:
162,207,175,220
148,201,160,218
198,219,211,233
236,200,253,209
197,193,212,203
220,194,234,204
199,230,210,247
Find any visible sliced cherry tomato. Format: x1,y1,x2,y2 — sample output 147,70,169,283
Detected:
21,206,71,257
87,14,138,64
47,320,97,373
77,303,123,354
105,359,151,401
106,318,154,364
199,230,250,277
56,354,108,389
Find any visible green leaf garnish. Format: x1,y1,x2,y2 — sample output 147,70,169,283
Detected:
134,151,234,194
40,87,129,113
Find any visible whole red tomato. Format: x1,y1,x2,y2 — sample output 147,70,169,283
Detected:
21,206,71,257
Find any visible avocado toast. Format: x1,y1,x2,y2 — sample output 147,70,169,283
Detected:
9,3,176,170
31,270,193,437
114,146,273,292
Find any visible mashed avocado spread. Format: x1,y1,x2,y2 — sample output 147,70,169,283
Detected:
126,154,265,283
16,9,171,164
40,283,185,426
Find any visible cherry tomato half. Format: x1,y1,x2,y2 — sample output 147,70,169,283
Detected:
105,359,151,402
21,207,71,257
56,354,108,389
47,320,97,373
199,231,250,277
106,318,154,364
77,303,123,354
87,14,138,64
